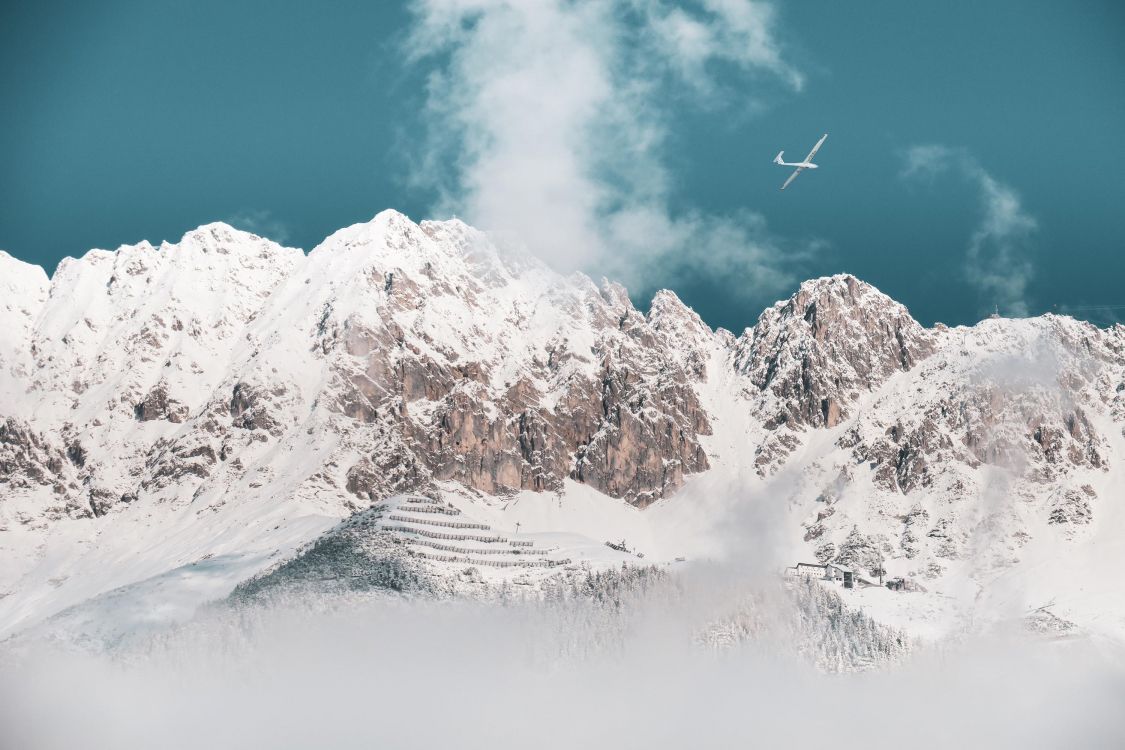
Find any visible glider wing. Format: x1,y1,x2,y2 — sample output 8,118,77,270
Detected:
803,133,828,163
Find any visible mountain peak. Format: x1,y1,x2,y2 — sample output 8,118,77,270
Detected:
797,272,866,292
179,222,301,256
785,274,901,317
737,273,933,430
598,278,632,309
373,208,413,224
648,289,709,336
649,287,688,311
0,249,50,285
186,220,241,236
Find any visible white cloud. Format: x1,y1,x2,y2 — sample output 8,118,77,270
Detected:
406,0,809,303
645,0,804,93
903,145,1036,316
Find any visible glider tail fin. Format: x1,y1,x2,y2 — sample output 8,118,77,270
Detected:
774,151,785,165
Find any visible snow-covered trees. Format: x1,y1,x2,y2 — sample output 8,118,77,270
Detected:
791,577,908,672
834,526,887,576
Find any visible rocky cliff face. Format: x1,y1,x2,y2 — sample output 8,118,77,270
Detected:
793,312,1125,589
0,211,713,526
736,275,934,431
728,275,936,474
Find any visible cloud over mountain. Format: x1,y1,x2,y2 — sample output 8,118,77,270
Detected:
406,0,809,300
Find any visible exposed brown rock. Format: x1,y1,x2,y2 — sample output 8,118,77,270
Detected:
134,384,188,423
737,275,934,432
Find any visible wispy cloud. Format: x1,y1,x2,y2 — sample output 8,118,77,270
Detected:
405,0,810,302
225,209,293,246
903,145,1036,316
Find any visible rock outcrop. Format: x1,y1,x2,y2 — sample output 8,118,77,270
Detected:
736,274,934,430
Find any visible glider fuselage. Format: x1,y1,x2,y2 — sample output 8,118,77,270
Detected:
773,133,827,190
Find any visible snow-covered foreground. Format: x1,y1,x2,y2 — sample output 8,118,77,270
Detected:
3,444,1122,651
2,585,1123,750
3,209,1125,748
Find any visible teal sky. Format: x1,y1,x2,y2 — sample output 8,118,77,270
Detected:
2,1,1124,332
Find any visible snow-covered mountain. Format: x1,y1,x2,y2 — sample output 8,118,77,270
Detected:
2,210,1123,643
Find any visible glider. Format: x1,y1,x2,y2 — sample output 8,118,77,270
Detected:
774,133,828,190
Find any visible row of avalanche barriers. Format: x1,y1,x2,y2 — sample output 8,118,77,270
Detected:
409,549,571,569
386,514,491,531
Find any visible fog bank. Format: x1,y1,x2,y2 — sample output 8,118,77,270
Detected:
2,585,1123,750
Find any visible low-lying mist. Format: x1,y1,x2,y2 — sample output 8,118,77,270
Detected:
2,565,1122,750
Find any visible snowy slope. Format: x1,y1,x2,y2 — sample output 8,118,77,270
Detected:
1,212,1123,644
